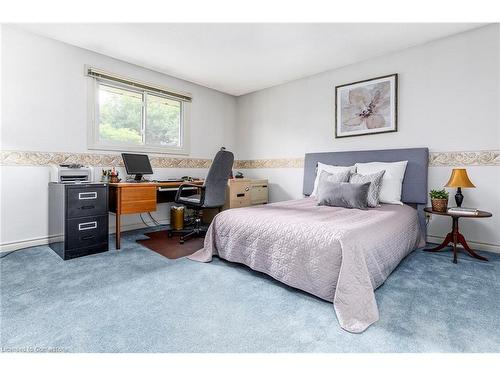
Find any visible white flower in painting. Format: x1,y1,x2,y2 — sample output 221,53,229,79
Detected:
342,82,391,130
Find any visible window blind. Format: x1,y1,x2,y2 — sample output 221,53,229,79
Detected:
85,66,192,102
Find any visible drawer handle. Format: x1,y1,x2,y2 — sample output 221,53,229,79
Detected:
236,193,245,197
79,192,97,200
80,205,95,210
78,221,97,231
81,235,95,240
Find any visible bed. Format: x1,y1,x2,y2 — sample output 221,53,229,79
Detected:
188,148,429,333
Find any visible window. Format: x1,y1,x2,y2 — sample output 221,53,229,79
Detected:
87,67,191,154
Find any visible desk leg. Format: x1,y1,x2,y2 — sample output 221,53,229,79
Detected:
115,187,121,250
116,213,121,250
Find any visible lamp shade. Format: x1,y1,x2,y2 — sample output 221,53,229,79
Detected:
445,168,475,188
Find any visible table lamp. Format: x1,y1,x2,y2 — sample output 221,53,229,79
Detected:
445,168,475,207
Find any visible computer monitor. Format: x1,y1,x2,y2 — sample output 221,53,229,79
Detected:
121,153,153,181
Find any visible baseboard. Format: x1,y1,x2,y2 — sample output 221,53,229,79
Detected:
3,228,499,254
0,234,65,253
427,235,500,254
0,222,156,253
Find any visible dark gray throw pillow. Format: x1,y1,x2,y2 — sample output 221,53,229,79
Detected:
316,176,371,209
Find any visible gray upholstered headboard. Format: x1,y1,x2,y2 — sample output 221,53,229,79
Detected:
303,147,429,238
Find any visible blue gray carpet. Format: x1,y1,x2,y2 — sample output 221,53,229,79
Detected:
1,228,499,353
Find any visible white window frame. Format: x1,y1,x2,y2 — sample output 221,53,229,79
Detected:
87,67,191,155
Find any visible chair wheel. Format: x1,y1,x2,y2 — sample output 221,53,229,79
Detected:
167,232,173,238
179,239,185,244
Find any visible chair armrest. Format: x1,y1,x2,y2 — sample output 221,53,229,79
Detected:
178,182,205,189
175,183,205,204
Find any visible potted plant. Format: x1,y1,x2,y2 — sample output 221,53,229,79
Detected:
429,189,449,212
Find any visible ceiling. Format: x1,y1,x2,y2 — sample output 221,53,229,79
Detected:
15,23,485,96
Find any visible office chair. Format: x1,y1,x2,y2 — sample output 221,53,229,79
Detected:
168,148,234,244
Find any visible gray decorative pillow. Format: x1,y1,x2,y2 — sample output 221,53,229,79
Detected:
349,170,385,207
315,169,351,187
316,176,371,209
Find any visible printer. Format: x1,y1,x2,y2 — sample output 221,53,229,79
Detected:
50,164,94,183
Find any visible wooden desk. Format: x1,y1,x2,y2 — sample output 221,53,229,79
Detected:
108,180,204,249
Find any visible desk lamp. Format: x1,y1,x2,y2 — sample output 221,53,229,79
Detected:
445,168,475,207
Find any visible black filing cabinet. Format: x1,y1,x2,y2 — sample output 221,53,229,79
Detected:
49,183,109,260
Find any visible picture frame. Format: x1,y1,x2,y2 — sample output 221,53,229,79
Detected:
335,73,398,138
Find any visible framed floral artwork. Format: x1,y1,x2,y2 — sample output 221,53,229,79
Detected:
335,73,398,138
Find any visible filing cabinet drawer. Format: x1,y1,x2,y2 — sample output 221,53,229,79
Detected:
121,186,156,202
224,178,269,209
229,196,251,208
63,243,109,260
227,179,251,199
251,185,268,204
224,178,260,209
117,185,157,214
66,185,108,218
66,215,108,250
121,199,157,214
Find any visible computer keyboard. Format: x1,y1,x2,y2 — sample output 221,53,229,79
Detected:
152,179,185,183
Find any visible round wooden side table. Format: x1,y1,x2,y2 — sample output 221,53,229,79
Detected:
423,207,492,264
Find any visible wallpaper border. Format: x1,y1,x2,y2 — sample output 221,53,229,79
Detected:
237,150,500,168
0,150,212,169
428,150,500,167
1,150,499,168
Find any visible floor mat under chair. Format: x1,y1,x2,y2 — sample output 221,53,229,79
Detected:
136,230,204,259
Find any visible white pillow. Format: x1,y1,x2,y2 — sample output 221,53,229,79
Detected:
311,162,356,197
354,161,408,205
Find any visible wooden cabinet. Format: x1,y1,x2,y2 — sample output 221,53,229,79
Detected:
204,178,268,224
250,179,268,205
224,179,251,209
223,178,268,210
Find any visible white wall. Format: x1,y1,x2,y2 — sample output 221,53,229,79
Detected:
236,24,500,252
0,26,237,250
2,24,500,253
1,25,236,156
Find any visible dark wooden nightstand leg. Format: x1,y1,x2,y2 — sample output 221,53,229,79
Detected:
452,217,459,263
424,232,453,252
457,233,488,262
423,208,492,264
452,233,458,263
